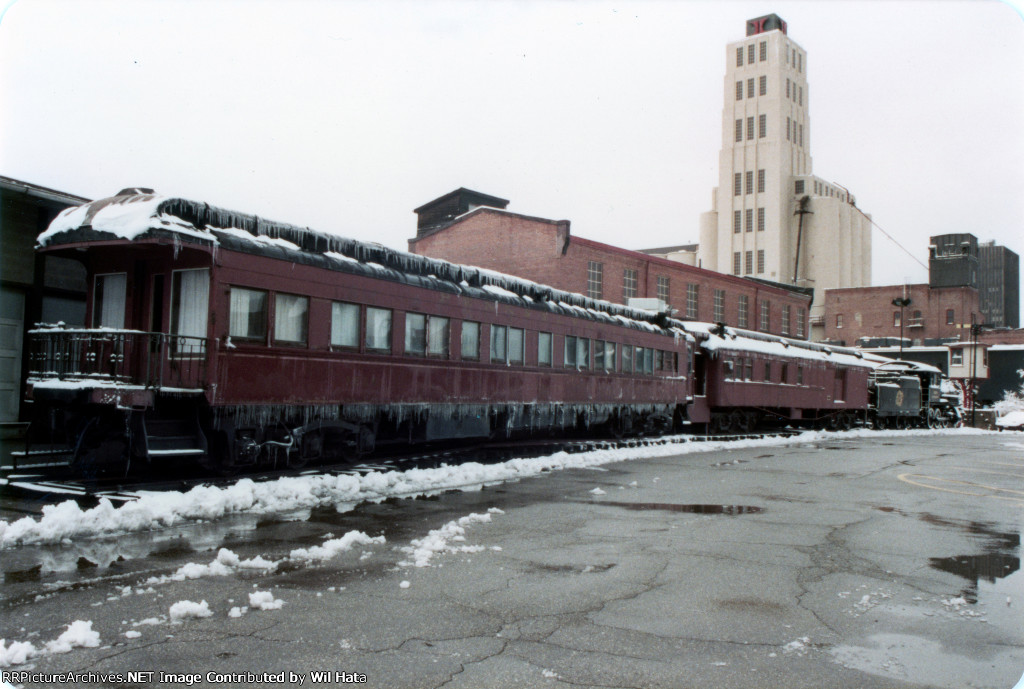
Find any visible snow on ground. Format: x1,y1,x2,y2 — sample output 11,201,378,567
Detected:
168,600,212,622
0,621,100,668
398,509,503,568
0,428,991,548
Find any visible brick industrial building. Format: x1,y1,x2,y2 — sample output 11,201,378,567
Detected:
408,188,813,339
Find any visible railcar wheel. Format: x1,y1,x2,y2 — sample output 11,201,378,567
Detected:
710,413,730,435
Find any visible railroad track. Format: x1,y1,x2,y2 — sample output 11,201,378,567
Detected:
1,430,802,507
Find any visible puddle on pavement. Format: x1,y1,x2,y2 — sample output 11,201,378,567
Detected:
593,501,764,515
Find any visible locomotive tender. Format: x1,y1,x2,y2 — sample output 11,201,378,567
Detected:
16,189,953,477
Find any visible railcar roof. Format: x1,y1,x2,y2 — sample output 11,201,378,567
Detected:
39,190,693,338
680,322,875,369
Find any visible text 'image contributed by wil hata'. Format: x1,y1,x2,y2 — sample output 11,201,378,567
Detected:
1,670,368,685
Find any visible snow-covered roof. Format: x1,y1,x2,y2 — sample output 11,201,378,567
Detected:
39,191,680,337
681,322,875,369
875,359,943,375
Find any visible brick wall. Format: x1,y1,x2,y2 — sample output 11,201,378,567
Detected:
409,208,812,338
824,284,982,345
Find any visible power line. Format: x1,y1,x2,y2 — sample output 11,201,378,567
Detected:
851,204,929,272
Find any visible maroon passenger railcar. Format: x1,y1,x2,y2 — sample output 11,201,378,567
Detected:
20,189,694,474
683,324,874,432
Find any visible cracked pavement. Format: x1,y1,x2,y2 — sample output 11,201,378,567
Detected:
2,432,1022,688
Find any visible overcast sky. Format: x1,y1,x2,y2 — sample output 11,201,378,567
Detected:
2,0,1022,298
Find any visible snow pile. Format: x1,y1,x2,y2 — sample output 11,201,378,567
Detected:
169,600,213,621
248,591,284,610
0,621,100,668
994,369,1024,422
145,547,277,585
399,509,504,568
0,428,992,548
996,410,1024,429
288,530,385,563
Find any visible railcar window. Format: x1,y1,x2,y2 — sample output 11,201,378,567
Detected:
656,350,665,372
763,361,772,382
331,302,360,348
643,348,654,375
229,287,267,341
724,359,734,377
365,307,392,352
461,321,480,360
745,359,753,380
274,293,309,345
491,325,508,363
564,336,577,368
170,269,209,356
780,363,789,383
93,273,127,329
538,332,553,366
577,338,590,370
604,342,616,371
405,313,427,356
797,366,804,385
595,341,605,370
508,328,524,364
622,345,632,373
428,316,450,358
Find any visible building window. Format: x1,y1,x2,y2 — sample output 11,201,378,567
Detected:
797,308,805,337
747,77,754,98
587,261,604,300
747,116,754,140
757,169,765,193
759,40,767,61
461,321,480,360
760,301,770,332
713,289,725,323
795,180,805,194
365,307,392,352
686,284,699,319
946,309,955,325
623,269,638,300
951,349,963,366
744,251,753,275
747,44,755,64
738,295,749,328
786,78,790,99
758,113,766,138
331,302,360,348
893,311,901,327
657,276,670,305
757,207,765,232
736,81,743,101
229,286,267,341
733,210,742,234
836,313,844,329
799,123,804,147
736,47,744,67
745,170,754,194
757,249,765,274
786,116,791,141
734,172,742,196
781,305,791,335
745,208,753,232
93,273,128,329
759,75,767,96
733,252,741,275
798,85,803,105
538,332,552,367
735,119,743,142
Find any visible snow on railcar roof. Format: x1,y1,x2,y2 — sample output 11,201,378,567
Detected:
38,189,677,335
681,322,875,369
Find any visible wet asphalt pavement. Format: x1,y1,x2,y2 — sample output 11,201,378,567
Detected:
2,431,1023,689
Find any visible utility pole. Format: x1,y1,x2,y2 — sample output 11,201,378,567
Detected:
792,196,812,284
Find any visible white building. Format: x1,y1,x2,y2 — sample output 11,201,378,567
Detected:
697,14,871,339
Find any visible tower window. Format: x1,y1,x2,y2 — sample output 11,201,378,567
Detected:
799,86,803,106
747,44,755,64
734,173,742,196
733,252,742,275
735,119,743,142
733,210,741,233
795,180,805,194
757,169,765,193
747,78,754,98
736,81,743,101
759,75,767,96
759,41,767,61
758,114,767,138
757,250,765,274
747,116,754,140
745,251,753,275
757,207,765,232
736,47,744,67
799,124,804,147
786,116,791,141
786,78,790,98
745,170,753,194
745,208,753,232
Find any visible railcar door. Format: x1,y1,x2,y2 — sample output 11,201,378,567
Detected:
163,268,210,390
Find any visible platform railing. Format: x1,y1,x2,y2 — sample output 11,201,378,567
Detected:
27,328,207,391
